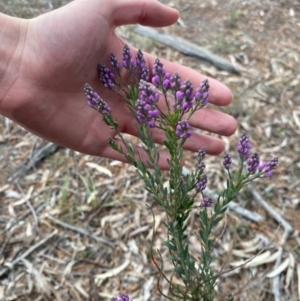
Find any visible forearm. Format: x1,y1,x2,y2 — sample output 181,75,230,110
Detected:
0,13,28,116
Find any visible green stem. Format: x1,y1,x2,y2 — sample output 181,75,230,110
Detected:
174,228,190,283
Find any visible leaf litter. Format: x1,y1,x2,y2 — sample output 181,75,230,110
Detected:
0,0,300,300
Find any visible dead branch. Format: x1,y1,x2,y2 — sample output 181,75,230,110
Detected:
249,185,294,244
45,215,115,248
0,203,45,235
9,142,61,181
205,188,264,223
133,25,240,74
0,231,57,277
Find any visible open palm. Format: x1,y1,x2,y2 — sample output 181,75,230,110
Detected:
1,0,236,169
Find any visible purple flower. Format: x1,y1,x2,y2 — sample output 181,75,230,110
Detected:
151,58,166,87
151,75,160,86
196,175,207,191
139,66,149,81
152,58,166,77
175,120,192,139
163,75,171,90
121,45,150,80
84,84,111,115
112,294,133,301
247,152,260,174
195,79,210,107
197,147,206,161
174,79,194,113
176,91,184,100
135,49,149,81
197,162,206,172
237,132,251,161
223,153,232,170
109,53,120,73
265,157,278,171
197,148,206,171
170,72,181,92
99,65,115,89
160,73,172,90
258,162,266,172
181,80,194,101
135,49,146,68
200,197,213,207
136,81,160,128
122,44,132,70
259,157,278,177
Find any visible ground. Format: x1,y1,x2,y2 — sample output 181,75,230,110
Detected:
0,0,300,301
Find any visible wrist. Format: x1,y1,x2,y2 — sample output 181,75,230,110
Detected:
0,13,29,116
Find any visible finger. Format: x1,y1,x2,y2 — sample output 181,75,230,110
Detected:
147,91,236,136
117,45,233,107
144,129,226,156
118,83,236,140
111,0,179,27
99,133,223,170
183,132,225,155
99,138,172,170
148,56,233,106
121,118,226,156
189,108,237,137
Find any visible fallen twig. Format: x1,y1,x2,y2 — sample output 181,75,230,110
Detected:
0,230,15,257
9,142,61,181
12,231,56,265
205,188,264,223
0,203,45,235
16,183,39,228
181,167,264,223
271,250,282,301
133,25,240,74
45,215,115,248
249,185,294,244
227,201,264,223
0,231,57,277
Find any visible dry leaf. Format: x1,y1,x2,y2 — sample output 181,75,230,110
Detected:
0,285,4,301
266,257,290,278
297,264,300,300
245,251,271,267
86,162,112,177
95,257,131,283
240,236,261,249
74,282,89,299
100,212,126,227
285,253,295,289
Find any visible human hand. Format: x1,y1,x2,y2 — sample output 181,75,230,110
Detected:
0,0,236,169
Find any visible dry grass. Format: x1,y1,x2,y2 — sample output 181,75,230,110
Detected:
0,0,300,300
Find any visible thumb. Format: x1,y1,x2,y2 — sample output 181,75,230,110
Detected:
111,0,179,27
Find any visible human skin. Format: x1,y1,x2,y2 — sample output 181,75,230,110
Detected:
0,0,236,169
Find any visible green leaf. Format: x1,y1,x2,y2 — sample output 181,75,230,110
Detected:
175,265,185,276
163,140,172,150
168,112,179,125
163,240,177,252
183,245,189,258
226,294,234,301
182,212,189,222
211,216,223,227
199,229,208,243
220,207,227,214
214,202,221,213
127,143,135,155
199,210,208,225
168,255,178,262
